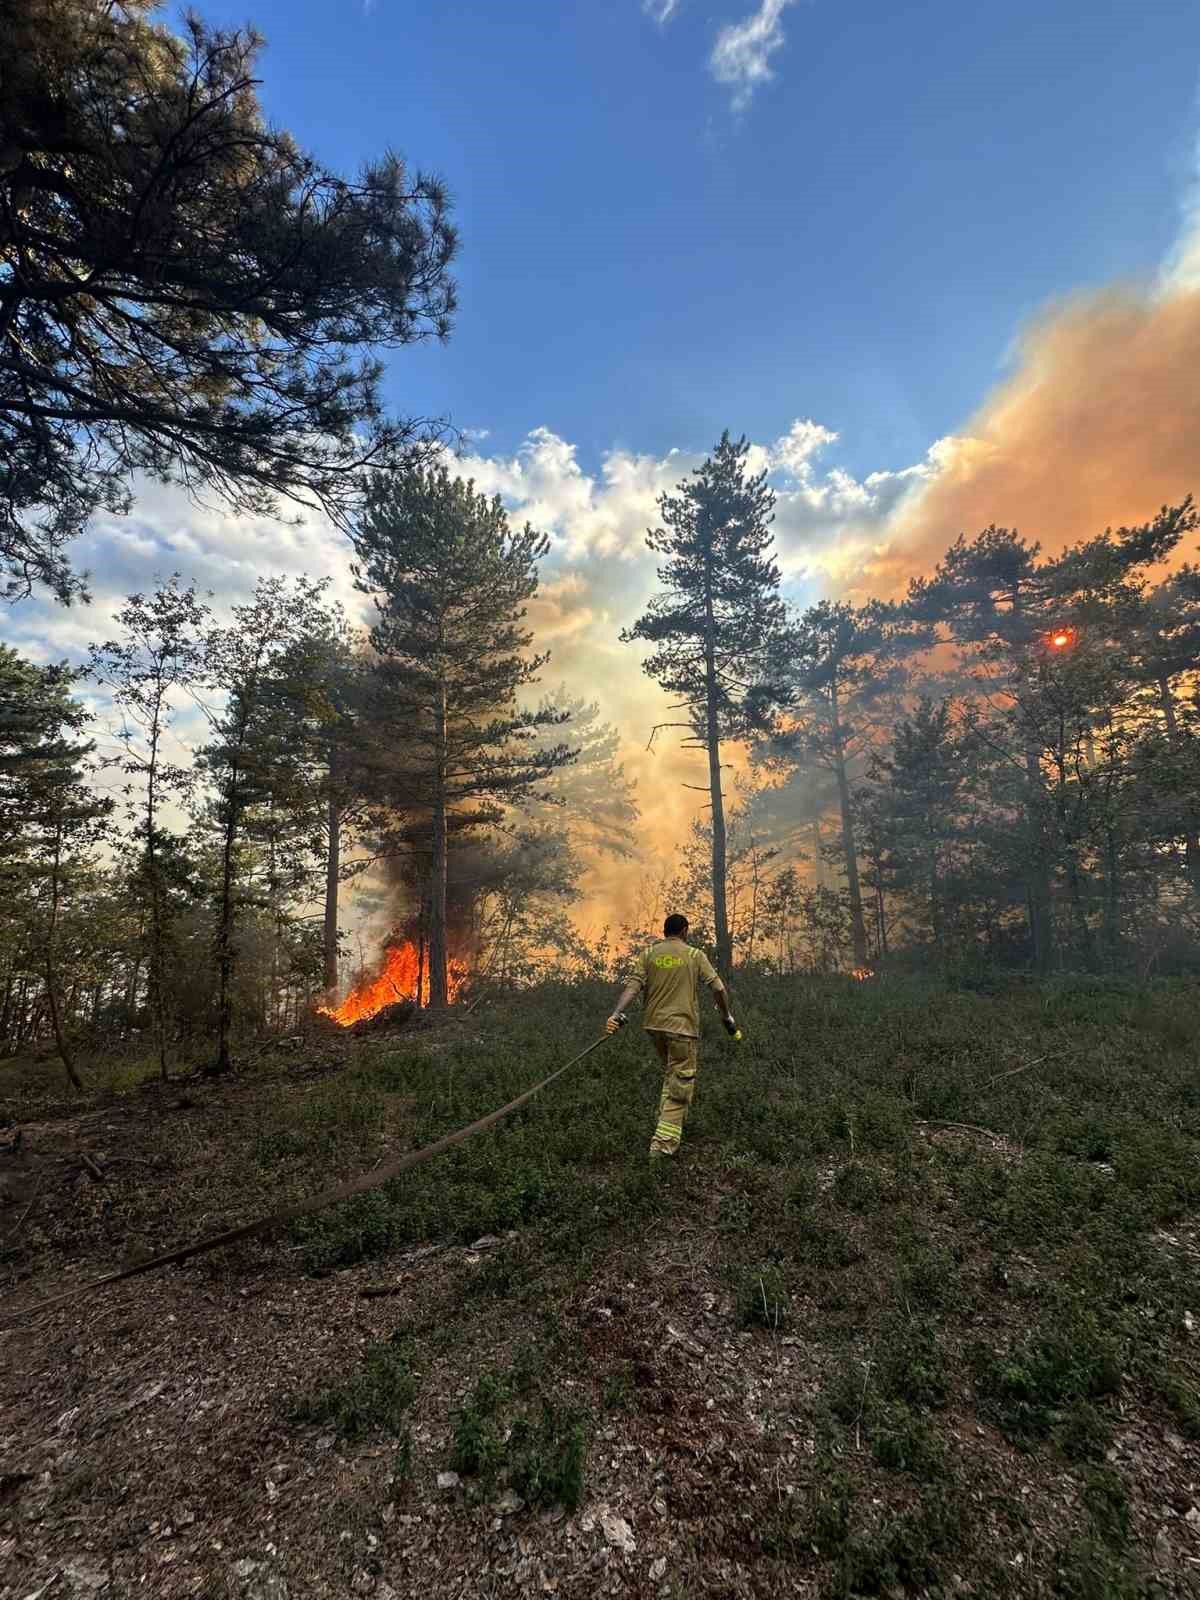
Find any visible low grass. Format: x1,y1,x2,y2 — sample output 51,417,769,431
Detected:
12,969,1200,1594
291,1337,419,1440
450,1361,588,1508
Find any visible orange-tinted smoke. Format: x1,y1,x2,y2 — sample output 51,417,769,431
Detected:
861,282,1200,597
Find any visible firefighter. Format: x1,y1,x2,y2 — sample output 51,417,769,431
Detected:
606,913,738,1157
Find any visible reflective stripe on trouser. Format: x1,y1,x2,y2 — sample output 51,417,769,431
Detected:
648,1032,699,1155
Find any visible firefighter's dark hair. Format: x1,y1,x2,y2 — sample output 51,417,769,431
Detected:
663,913,689,938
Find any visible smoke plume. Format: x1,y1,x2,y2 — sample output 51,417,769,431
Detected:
861,279,1200,596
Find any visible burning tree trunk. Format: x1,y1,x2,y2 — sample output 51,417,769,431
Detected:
319,934,467,1026
351,466,571,1017
323,786,341,1001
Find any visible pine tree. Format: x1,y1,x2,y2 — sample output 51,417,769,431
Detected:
907,503,1197,969
0,0,457,602
89,578,208,1079
0,648,110,1087
260,616,373,1002
197,577,331,1073
861,697,971,952
352,464,573,1007
778,601,927,967
621,432,786,975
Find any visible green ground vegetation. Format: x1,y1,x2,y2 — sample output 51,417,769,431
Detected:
7,970,1200,1594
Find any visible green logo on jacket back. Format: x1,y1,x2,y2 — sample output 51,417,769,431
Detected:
654,955,687,969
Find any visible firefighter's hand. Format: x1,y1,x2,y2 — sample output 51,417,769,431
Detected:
723,1015,742,1041
605,1013,626,1036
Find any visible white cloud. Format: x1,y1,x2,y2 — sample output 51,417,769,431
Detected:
643,0,681,21
11,421,952,683
769,417,839,478
448,427,681,562
1161,119,1200,293
710,0,796,113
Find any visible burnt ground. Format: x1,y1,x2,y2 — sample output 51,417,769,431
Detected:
3,979,1200,1598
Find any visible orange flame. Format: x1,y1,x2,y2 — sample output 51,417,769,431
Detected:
1046,626,1077,650
850,967,876,982
318,940,467,1025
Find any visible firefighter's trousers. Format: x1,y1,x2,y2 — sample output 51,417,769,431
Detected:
648,1031,699,1156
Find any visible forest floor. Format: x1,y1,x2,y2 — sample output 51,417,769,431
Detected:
3,974,1200,1599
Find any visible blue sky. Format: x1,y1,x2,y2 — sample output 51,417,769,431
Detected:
193,0,1200,480
12,0,1200,927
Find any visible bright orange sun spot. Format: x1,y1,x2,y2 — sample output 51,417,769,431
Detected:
318,941,467,1025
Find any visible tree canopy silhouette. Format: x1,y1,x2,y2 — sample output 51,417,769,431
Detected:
0,0,457,601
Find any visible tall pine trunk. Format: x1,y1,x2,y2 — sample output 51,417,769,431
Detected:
416,896,427,1008
1054,731,1092,965
267,801,280,1033
829,677,868,966
323,782,341,1001
703,603,732,976
1103,819,1122,968
45,813,82,1092
145,701,169,1081
1159,676,1200,894
429,680,450,1008
210,770,239,1075
1008,585,1053,972
1023,744,1054,972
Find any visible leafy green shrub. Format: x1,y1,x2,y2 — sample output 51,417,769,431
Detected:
1131,991,1199,1053
449,1370,510,1481
602,1363,635,1412
1053,1538,1145,1600
253,1128,310,1165
462,1242,540,1302
737,1261,791,1330
785,1168,818,1211
1052,1401,1115,1464
1043,1113,1117,1163
1154,1367,1200,1439
508,1400,588,1509
871,1402,947,1480
716,1190,754,1233
833,1161,885,1213
824,1357,873,1426
797,1217,864,1270
799,1463,855,1557
897,1242,958,1308
781,1474,965,1596
303,1081,386,1134
841,1493,965,1594
392,1429,415,1493
1111,1125,1200,1223
292,1341,418,1440
1081,1465,1130,1545
999,1155,1116,1248
977,1306,1123,1443
876,1319,950,1410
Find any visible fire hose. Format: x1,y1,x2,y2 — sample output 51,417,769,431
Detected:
5,1026,625,1325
